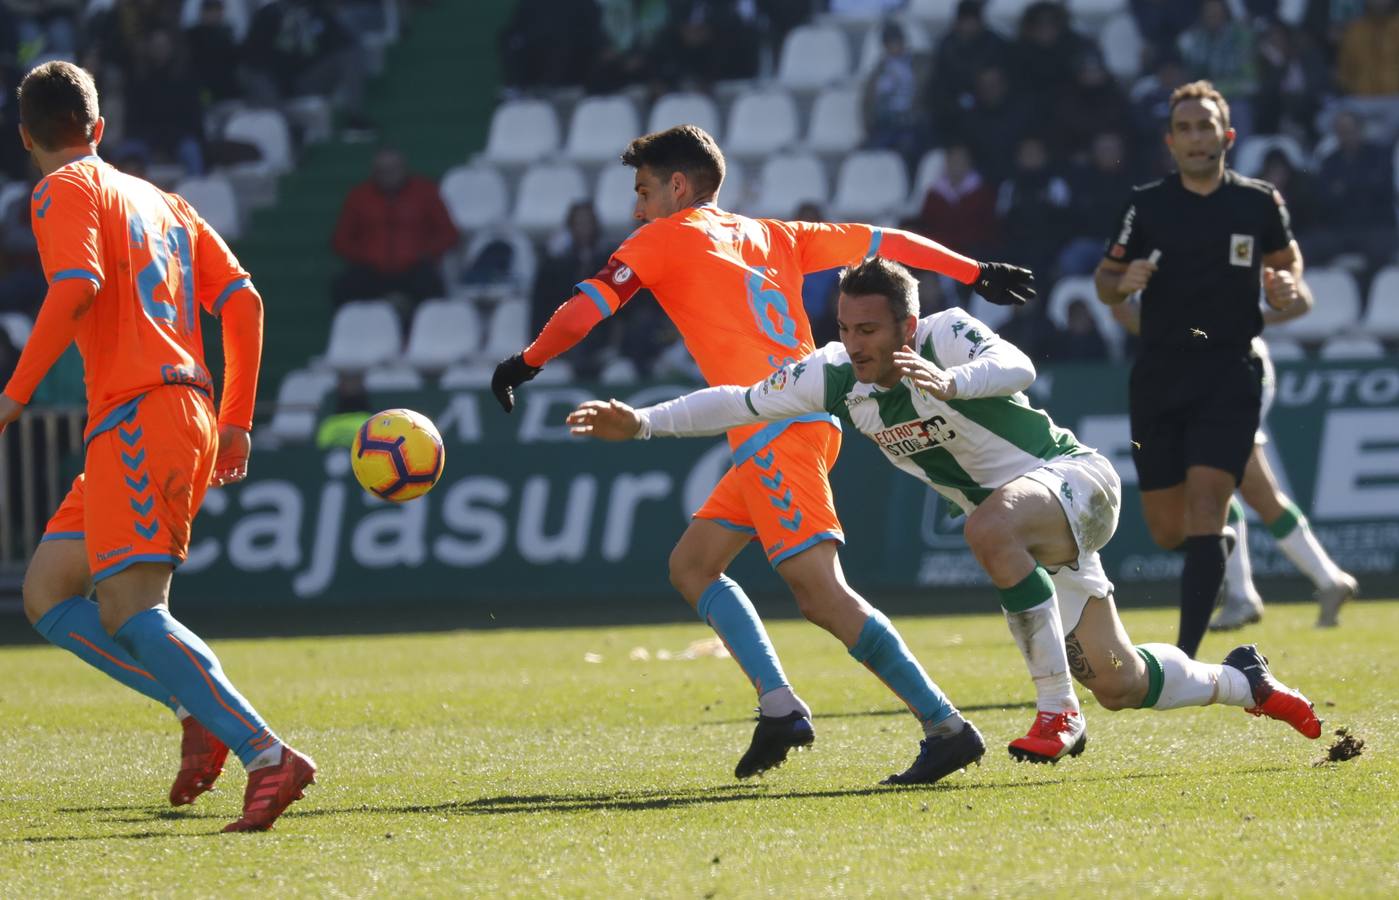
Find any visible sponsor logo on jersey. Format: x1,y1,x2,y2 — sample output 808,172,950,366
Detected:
765,367,789,393
1116,204,1136,247
1230,233,1255,267
870,415,957,458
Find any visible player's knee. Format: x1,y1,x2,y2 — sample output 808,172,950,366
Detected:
667,546,715,603
1088,675,1147,712
1145,518,1185,551
21,566,77,626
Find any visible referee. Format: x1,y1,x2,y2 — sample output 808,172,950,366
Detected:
1093,80,1308,659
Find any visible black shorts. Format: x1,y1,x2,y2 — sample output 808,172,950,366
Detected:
1128,348,1263,491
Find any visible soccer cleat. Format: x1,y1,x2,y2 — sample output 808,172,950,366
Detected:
1222,644,1322,739
1210,594,1264,631
169,716,229,806
734,711,814,779
882,721,986,786
1007,709,1087,764
222,746,318,833
1315,572,1358,628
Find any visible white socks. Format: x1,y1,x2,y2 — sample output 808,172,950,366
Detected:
758,685,811,719
1225,500,1261,604
245,741,286,772
1276,517,1345,591
1138,642,1252,709
1005,598,1080,714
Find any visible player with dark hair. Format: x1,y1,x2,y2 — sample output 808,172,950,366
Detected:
567,256,1322,750
493,124,1039,782
0,61,315,832
1092,81,1306,658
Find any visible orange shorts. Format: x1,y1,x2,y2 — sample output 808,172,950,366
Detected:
43,386,218,583
695,420,844,566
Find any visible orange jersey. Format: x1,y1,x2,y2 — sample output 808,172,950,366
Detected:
30,155,250,440
577,204,878,455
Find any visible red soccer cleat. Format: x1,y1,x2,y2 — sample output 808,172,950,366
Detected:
222,746,318,833
1008,709,1087,764
1223,644,1322,739
169,716,229,806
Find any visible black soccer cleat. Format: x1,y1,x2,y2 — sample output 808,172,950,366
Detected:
734,711,815,779
881,721,986,786
1222,644,1322,739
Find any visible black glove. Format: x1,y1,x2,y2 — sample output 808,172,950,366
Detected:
491,353,542,413
974,262,1036,306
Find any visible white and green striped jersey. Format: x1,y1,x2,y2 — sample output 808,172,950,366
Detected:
638,309,1086,514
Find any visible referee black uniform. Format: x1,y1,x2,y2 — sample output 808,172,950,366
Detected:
1104,169,1294,654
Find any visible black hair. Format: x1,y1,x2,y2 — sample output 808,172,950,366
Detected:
839,257,918,322
620,125,726,197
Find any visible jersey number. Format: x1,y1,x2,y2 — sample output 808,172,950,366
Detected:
130,214,194,335
745,270,798,349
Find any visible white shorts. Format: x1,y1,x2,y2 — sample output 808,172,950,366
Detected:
1254,336,1274,445
1021,450,1121,633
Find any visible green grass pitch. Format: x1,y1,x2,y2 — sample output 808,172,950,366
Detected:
2,600,1395,897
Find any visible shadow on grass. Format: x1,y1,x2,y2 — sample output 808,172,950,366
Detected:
700,701,1038,726
8,827,223,843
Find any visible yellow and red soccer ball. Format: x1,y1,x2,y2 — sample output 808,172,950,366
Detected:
350,408,445,502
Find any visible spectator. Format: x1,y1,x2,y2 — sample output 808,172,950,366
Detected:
1259,148,1320,237
123,28,205,174
757,0,818,61
1009,1,1094,108
1255,21,1331,140
1060,131,1137,276
1336,0,1399,96
0,71,31,181
653,0,762,89
498,0,602,90
925,0,1009,137
330,147,459,308
242,0,371,131
995,135,1073,280
186,0,243,104
953,65,1033,183
1130,0,1202,58
0,180,43,315
88,0,176,83
862,21,923,167
531,201,620,379
1178,0,1259,132
1052,52,1134,163
587,0,669,94
1049,299,1110,362
1308,111,1398,269
1128,53,1190,172
909,144,1000,262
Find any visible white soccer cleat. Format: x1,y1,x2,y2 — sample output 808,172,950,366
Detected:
1210,594,1264,631
1315,572,1358,628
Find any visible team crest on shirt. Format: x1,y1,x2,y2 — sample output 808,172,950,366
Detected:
1230,234,1255,267
612,265,633,284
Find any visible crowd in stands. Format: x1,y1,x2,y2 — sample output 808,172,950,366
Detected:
470,0,1398,374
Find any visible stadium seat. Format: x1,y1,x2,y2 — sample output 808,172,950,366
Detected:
174,175,240,240
1047,276,1127,360
600,357,640,385
364,366,426,391
0,312,31,348
531,359,575,385
1319,334,1384,359
751,153,830,218
1278,0,1308,24
724,90,799,158
1099,13,1144,81
0,181,30,222
1234,134,1307,177
1363,266,1399,338
325,301,403,371
907,148,947,213
1267,268,1361,341
179,0,251,40
438,362,495,390
777,25,851,91
462,229,538,293
1066,0,1128,22
984,0,1041,30
1263,338,1305,360
905,0,959,24
564,95,640,164
406,298,484,370
440,165,508,234
855,18,931,74
511,163,589,234
595,165,639,231
805,88,864,156
717,160,748,212
222,109,293,175
481,300,531,361
267,368,336,444
483,99,561,166
830,150,908,220
827,0,906,20
647,92,722,142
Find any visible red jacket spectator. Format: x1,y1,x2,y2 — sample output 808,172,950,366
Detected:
913,145,1000,261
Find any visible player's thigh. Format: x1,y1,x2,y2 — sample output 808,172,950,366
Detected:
22,538,92,624
669,514,755,602
965,477,1078,569
740,423,845,569
1239,444,1288,522
1064,593,1148,709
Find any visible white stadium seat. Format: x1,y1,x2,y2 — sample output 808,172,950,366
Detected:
406,298,484,369
647,92,722,141
481,300,531,361
716,160,748,213
1263,338,1305,360
724,90,799,158
1234,135,1307,178
364,366,425,391
752,154,829,218
1363,266,1399,338
174,175,240,240
439,363,494,390
531,359,575,385
223,109,293,174
827,0,906,20
0,312,31,348
564,95,640,164
511,162,589,234
806,88,864,155
483,99,560,166
1100,13,1144,81
777,25,851,91
325,300,403,371
905,0,960,24
440,165,508,234
267,368,336,443
1047,275,1126,360
595,165,639,231
984,0,1041,31
830,150,908,220
908,148,948,212
1319,334,1384,359
1067,0,1128,22
1267,268,1361,341
463,229,538,292
855,18,931,75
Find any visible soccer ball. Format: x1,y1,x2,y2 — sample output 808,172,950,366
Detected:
350,408,445,502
